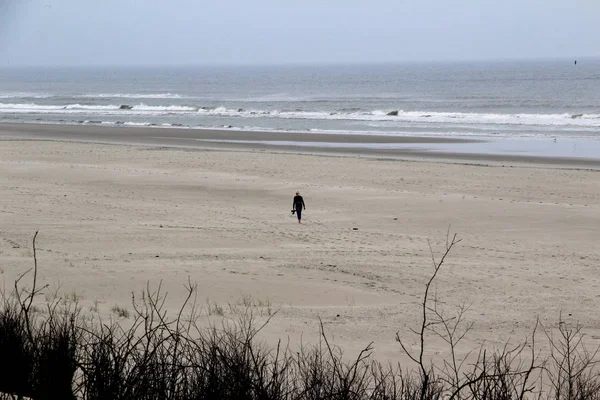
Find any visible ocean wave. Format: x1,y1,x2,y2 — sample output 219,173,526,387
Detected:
0,103,123,111
74,93,185,99
1,102,600,128
0,93,53,99
133,104,198,112
199,107,600,127
0,102,196,113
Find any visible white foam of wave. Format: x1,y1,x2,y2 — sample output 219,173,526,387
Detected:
64,104,122,110
134,104,198,112
0,103,196,113
120,122,155,127
234,109,600,128
0,103,121,111
2,102,600,128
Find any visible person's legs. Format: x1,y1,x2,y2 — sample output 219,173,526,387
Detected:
296,208,302,223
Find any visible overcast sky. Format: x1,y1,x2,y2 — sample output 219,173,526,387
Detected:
0,0,598,66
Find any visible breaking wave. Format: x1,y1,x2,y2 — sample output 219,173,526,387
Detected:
1,102,599,128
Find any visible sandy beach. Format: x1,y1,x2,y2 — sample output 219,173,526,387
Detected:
1,124,599,364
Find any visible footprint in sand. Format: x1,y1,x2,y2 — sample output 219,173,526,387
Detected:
0,234,21,249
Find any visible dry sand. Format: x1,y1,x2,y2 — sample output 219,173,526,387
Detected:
1,124,600,365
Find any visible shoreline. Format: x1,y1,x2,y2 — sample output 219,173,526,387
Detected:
2,122,600,169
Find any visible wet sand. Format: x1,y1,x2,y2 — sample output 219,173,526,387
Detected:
2,123,600,168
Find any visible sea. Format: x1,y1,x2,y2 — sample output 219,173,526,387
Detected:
1,60,600,152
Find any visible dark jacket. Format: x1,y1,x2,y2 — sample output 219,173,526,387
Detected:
293,195,305,210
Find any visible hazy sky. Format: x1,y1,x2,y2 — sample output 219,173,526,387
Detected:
1,0,598,66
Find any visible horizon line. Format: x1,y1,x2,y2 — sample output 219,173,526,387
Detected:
0,56,598,69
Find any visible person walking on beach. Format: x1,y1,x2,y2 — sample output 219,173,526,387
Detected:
293,191,306,223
